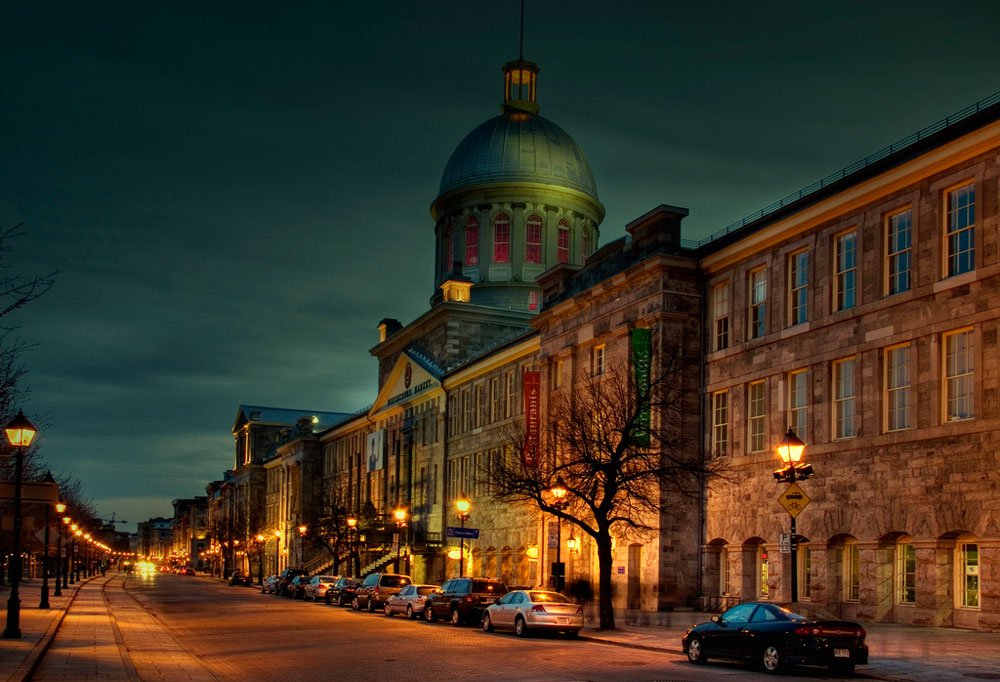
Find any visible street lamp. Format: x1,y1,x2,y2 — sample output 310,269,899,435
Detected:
346,514,359,576
773,428,813,603
3,410,37,639
38,471,57,609
548,476,568,592
54,499,66,597
393,507,408,573
255,534,265,586
273,530,282,576
454,495,471,577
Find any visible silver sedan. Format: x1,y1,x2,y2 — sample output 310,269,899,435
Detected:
481,589,584,637
383,584,439,619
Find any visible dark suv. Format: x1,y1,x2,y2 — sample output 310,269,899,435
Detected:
353,573,412,612
424,577,508,625
276,567,308,597
326,577,363,606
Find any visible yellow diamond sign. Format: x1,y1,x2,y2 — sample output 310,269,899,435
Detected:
778,482,810,518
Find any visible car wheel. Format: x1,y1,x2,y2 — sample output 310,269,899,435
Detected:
424,605,436,623
450,608,462,626
384,603,393,617
762,644,783,674
351,597,360,610
686,636,707,664
829,661,855,676
514,616,529,638
482,613,494,633
406,605,414,620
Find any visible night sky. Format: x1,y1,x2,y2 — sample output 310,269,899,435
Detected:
3,2,999,531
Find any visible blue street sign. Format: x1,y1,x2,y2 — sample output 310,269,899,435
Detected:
446,526,480,539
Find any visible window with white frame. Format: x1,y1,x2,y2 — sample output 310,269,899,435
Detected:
712,282,730,351
944,328,974,421
525,214,543,264
465,215,479,266
787,369,807,442
799,545,812,600
844,541,860,601
490,377,499,422
711,390,728,456
504,371,515,419
887,209,911,295
834,231,857,311
789,250,809,325
749,267,767,339
946,183,975,276
748,380,766,452
896,542,916,605
592,344,606,377
462,388,472,432
493,214,511,264
833,357,856,439
885,344,911,431
720,546,731,596
958,542,980,608
557,220,570,263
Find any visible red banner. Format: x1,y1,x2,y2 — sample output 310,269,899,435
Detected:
522,370,541,468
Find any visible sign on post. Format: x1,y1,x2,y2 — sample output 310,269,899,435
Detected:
445,526,479,539
777,482,811,518
779,533,791,554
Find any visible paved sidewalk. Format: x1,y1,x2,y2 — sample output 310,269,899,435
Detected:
0,576,85,682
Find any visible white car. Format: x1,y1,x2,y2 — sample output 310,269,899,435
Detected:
481,590,583,637
383,584,439,619
303,575,339,601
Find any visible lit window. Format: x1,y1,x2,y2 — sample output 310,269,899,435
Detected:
758,545,769,598
525,214,542,264
592,344,606,377
958,542,980,608
834,232,857,311
557,220,570,264
712,282,730,351
465,216,479,266
896,542,915,605
787,369,807,442
747,380,766,452
944,328,974,421
887,209,911,295
493,214,511,263
833,357,856,439
749,267,767,339
946,183,975,276
711,390,728,456
527,290,539,311
885,344,911,431
789,250,809,325
844,541,860,601
799,545,812,600
551,359,563,390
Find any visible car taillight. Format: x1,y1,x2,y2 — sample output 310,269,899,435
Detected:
415,596,425,603
530,604,547,613
463,595,473,602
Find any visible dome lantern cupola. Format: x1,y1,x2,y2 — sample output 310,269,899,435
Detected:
502,59,539,116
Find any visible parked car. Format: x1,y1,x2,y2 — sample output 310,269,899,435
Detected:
287,575,311,599
303,575,339,601
261,575,279,594
423,577,507,625
325,577,362,606
228,570,254,587
481,589,583,637
681,602,869,676
179,566,195,575
276,567,308,597
383,584,438,619
353,573,412,612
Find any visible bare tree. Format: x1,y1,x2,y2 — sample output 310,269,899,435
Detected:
489,337,721,630
306,482,354,575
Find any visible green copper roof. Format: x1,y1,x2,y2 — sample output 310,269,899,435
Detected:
438,113,598,199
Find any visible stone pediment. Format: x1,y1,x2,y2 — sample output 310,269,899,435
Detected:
369,351,441,417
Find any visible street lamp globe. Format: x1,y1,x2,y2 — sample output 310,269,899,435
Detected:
455,495,471,520
393,507,407,524
346,515,357,530
56,498,67,514
298,524,307,537
776,427,806,465
4,410,37,448
549,476,568,504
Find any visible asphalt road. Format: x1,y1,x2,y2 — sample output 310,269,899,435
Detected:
116,574,858,682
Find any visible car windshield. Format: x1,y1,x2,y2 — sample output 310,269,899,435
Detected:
382,576,411,588
472,581,506,593
527,591,572,604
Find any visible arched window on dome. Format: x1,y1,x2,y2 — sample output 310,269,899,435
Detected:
465,216,479,267
557,220,570,264
494,214,511,264
525,215,542,264
445,223,454,272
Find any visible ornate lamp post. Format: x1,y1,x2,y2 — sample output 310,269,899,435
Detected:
2,410,37,638
37,471,57,608
273,530,282,576
346,514,358,576
392,507,408,573
84,533,92,577
297,523,307,567
54,499,66,597
773,428,813,603
454,495,471,577
548,476,568,592
255,534,265,585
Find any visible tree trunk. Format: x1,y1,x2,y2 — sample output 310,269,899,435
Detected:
596,530,616,630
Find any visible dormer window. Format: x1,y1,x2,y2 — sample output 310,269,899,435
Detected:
441,278,473,303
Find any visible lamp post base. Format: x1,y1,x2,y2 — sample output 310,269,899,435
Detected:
3,592,22,639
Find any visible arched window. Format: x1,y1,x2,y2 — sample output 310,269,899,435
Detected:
465,216,479,266
525,214,542,264
557,220,570,264
493,214,510,263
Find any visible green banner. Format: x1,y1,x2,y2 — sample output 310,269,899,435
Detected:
631,328,651,446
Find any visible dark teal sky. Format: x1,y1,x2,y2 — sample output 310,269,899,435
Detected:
2,1,998,530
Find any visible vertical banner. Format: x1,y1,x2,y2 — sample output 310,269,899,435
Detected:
366,429,385,472
522,370,541,468
631,328,652,446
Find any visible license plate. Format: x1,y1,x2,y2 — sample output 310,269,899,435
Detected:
834,649,850,658
557,617,569,624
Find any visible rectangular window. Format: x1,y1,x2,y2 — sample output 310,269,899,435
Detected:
551,358,563,390
527,290,539,311
787,369,807,442
834,232,857,311
944,329,974,421
845,543,860,601
887,209,911,295
504,371,515,419
525,216,542,264
557,225,570,264
712,282,730,351
789,250,809,325
758,546,769,598
799,545,812,600
959,543,980,608
465,218,479,266
711,390,728,456
749,267,767,339
748,380,766,452
896,543,916,605
462,389,472,432
593,344,606,377
720,546,731,596
833,357,856,439
493,215,511,263
885,344,911,431
474,383,485,429
490,377,500,421
946,183,975,276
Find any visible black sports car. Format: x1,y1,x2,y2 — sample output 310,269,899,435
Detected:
681,602,868,675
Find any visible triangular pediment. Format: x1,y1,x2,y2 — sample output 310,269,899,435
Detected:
369,351,441,416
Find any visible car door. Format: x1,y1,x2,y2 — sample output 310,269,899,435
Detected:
432,580,452,617
492,591,516,627
394,585,413,613
709,603,757,658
